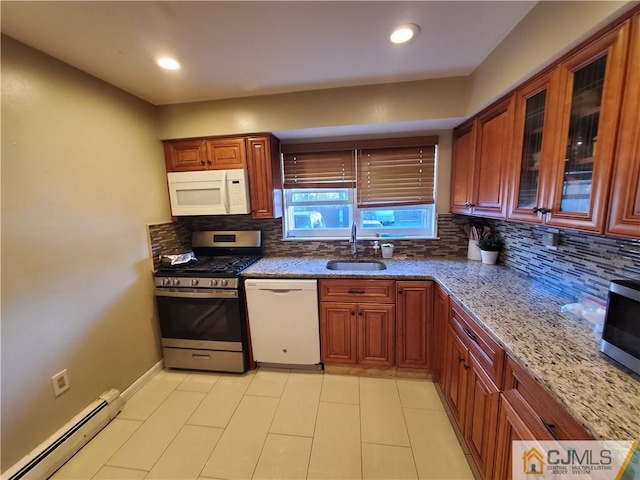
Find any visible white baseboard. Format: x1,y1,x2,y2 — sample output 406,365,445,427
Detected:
120,359,163,403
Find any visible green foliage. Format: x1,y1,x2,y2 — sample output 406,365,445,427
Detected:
478,234,505,252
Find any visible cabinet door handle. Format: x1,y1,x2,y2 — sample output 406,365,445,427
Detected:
468,203,476,208
207,160,212,165
540,208,551,214
348,290,365,294
458,356,465,363
200,160,206,165
532,207,540,214
540,417,560,441
464,364,471,370
462,327,477,343
398,290,403,294
351,310,356,316
358,311,363,316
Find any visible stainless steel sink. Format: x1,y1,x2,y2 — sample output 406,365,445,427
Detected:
326,260,387,271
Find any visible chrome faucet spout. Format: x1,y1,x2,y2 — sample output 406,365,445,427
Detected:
350,222,358,258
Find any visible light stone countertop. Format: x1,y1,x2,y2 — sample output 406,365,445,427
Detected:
242,256,640,440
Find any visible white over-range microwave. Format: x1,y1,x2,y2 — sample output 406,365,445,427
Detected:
167,169,251,216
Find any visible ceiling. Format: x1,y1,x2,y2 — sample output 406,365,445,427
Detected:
0,1,536,106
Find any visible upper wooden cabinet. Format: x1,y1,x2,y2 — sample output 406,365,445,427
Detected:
456,10,639,239
164,137,246,171
246,135,283,219
607,13,640,238
508,71,561,223
163,133,283,219
163,139,208,172
544,21,630,232
451,96,514,219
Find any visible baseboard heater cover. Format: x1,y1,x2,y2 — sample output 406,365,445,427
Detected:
3,388,121,480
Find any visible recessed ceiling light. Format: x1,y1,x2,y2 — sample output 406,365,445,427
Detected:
390,24,420,44
156,57,181,70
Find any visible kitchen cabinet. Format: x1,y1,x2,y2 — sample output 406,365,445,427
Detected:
163,133,283,219
543,21,630,232
164,136,246,171
319,279,396,367
432,284,449,382
450,120,477,214
246,134,283,219
443,299,504,480
396,281,433,369
508,71,561,223
493,356,592,480
493,391,550,480
607,13,640,238
451,96,515,219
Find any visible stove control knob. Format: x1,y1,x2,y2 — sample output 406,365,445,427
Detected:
162,278,171,286
191,279,199,286
221,279,228,287
210,279,218,286
172,278,180,286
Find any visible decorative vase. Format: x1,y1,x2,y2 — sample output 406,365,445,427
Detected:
467,240,481,261
381,244,394,259
480,250,499,265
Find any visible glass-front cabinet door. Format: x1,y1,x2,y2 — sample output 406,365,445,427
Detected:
546,21,630,232
508,71,560,223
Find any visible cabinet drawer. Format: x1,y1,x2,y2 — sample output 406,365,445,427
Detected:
450,300,504,387
504,355,592,440
319,279,395,303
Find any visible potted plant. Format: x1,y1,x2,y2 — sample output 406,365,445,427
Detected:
477,234,505,265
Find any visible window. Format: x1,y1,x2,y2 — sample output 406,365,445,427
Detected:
282,137,437,239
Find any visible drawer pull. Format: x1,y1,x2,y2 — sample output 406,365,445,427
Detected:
458,357,465,363
348,290,365,294
192,354,211,360
541,417,560,441
462,327,477,343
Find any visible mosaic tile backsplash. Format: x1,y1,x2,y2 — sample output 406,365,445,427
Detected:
146,213,640,301
490,219,640,300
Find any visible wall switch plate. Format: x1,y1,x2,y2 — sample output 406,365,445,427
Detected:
543,230,560,250
51,369,70,397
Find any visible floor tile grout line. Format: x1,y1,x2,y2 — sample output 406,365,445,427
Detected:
249,368,289,480
196,370,259,480
396,378,420,480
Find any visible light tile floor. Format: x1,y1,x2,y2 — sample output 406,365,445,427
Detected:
52,369,476,480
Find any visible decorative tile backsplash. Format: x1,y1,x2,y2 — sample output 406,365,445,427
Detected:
490,219,640,300
146,213,640,301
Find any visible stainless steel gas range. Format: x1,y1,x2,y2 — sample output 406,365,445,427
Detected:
154,230,262,373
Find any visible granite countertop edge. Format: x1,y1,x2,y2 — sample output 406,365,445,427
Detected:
242,256,640,440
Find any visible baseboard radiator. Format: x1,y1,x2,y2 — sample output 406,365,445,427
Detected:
3,388,121,480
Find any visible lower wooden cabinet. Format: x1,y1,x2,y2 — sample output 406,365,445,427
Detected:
396,281,433,368
443,324,501,480
494,391,549,480
319,279,396,367
432,285,450,383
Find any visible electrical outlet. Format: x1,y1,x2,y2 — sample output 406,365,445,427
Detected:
51,369,70,397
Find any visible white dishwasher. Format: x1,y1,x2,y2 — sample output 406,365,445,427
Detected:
244,279,320,367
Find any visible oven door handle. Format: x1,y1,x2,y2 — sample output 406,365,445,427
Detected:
155,289,238,299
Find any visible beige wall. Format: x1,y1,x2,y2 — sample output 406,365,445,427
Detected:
468,1,635,115
157,77,470,140
1,36,169,470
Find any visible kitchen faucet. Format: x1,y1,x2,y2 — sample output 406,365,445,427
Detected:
350,222,358,258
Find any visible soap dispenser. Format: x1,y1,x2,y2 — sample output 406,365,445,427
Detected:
372,241,381,258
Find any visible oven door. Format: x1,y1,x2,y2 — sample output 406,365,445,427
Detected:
154,288,244,351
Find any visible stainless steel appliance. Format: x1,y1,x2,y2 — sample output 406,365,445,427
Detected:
600,279,640,376
154,230,262,373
